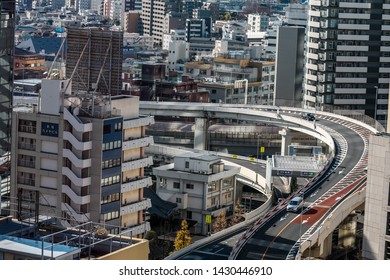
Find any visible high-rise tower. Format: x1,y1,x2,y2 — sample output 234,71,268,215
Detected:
0,1,15,158
304,0,389,127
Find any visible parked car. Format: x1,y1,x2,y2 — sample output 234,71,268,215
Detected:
301,113,315,121
286,196,304,212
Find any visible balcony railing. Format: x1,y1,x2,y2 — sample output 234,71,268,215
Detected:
18,125,36,134
17,159,35,168
18,142,36,151
121,176,152,193
121,199,151,215
122,156,153,172
123,136,154,150
17,177,35,186
123,116,155,129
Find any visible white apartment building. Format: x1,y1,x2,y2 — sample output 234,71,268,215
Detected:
154,153,240,235
167,40,190,73
247,14,269,32
162,29,186,51
304,0,389,127
11,75,154,236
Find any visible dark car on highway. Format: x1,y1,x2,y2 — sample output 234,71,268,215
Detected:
301,113,315,121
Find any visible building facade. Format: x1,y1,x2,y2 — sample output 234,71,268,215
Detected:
11,76,154,236
154,153,240,235
304,0,390,126
363,133,390,260
0,1,15,157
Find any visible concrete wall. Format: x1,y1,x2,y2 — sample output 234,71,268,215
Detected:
97,238,149,260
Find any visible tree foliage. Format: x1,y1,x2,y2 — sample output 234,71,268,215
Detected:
212,211,227,233
172,220,192,253
230,200,245,226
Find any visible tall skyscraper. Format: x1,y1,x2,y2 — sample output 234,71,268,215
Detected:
304,0,389,127
0,1,15,157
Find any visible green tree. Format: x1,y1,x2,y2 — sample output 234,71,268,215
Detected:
212,211,227,233
230,200,245,226
172,220,192,253
144,230,159,260
223,12,232,20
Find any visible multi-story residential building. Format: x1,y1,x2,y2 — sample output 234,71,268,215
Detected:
10,75,154,236
186,55,275,105
141,0,179,46
247,14,269,32
0,1,15,157
14,48,45,80
154,153,240,235
284,3,308,27
185,18,212,42
304,0,389,126
162,29,186,51
167,39,189,73
363,132,390,260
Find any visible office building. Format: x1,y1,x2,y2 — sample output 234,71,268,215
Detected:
10,75,154,236
154,153,240,235
141,0,179,45
0,1,15,157
304,0,389,126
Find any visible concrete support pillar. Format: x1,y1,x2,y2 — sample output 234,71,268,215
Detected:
279,128,292,156
265,157,273,195
194,118,208,150
319,234,333,259
338,214,358,248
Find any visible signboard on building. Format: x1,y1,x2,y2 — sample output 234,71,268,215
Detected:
41,122,59,137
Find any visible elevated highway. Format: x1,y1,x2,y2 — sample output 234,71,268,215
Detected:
140,102,381,260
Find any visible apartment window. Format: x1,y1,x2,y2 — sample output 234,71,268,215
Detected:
114,122,122,132
388,182,390,206
386,241,390,260
185,161,189,168
101,193,120,204
387,212,390,236
101,175,121,187
176,197,182,203
103,124,111,134
173,182,180,189
103,211,119,221
186,211,192,220
186,183,194,190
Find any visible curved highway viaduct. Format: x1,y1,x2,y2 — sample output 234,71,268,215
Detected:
139,102,381,260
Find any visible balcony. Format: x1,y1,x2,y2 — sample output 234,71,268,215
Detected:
18,142,36,151
62,167,91,187
17,176,35,186
121,199,151,215
121,156,153,172
121,222,151,236
121,176,152,193
63,107,93,133
63,149,92,168
61,202,90,223
62,184,91,205
63,131,92,151
122,136,154,150
18,125,36,134
17,159,35,169
123,116,154,129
